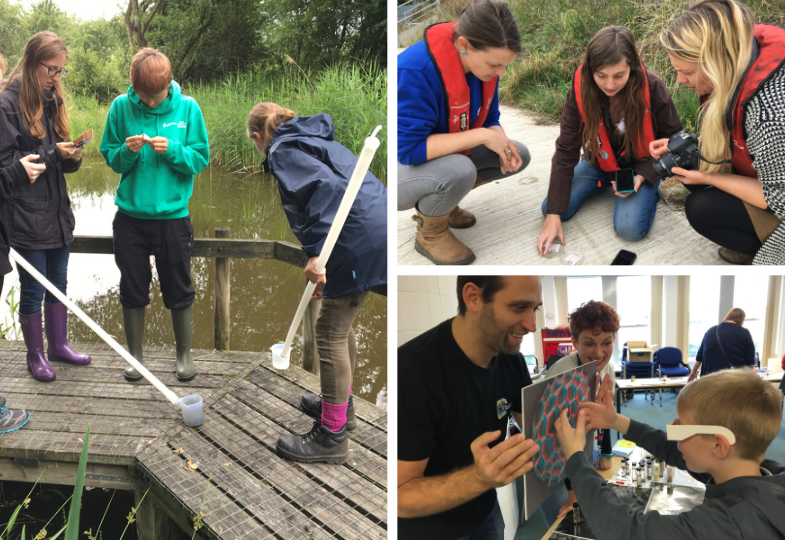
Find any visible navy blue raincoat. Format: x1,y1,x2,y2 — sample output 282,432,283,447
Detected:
264,114,387,299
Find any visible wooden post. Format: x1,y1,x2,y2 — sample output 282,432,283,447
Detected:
302,299,320,375
214,227,231,350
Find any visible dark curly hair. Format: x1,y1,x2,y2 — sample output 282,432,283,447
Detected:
568,300,620,339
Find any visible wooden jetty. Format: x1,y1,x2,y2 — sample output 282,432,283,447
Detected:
0,340,387,539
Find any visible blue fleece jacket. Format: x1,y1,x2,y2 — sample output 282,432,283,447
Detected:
397,39,501,166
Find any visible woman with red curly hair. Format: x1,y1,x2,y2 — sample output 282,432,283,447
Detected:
541,300,620,524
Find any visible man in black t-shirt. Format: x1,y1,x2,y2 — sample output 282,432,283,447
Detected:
398,276,543,540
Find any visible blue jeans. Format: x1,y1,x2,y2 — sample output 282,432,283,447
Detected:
541,160,661,241
456,500,505,540
15,245,70,315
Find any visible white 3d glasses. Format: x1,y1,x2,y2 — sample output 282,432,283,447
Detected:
666,419,736,445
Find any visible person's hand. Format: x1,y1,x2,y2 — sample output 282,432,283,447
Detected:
483,128,517,173
537,214,565,256
554,408,589,459
147,136,168,154
595,455,612,471
470,430,540,489
311,282,324,301
687,370,699,383
20,154,45,183
581,386,617,431
672,166,711,186
557,490,578,519
304,256,326,286
594,373,614,405
56,141,81,161
649,138,671,160
126,135,145,153
612,174,646,199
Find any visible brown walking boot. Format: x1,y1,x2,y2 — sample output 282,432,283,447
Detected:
447,205,476,228
413,207,475,265
718,247,753,265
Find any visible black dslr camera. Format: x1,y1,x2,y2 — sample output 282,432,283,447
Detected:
652,130,700,178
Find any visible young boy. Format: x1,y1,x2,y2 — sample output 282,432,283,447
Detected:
554,369,785,538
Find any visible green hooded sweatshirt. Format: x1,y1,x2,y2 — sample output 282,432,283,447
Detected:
100,80,209,219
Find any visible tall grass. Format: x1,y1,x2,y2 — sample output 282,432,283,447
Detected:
68,62,387,183
503,0,785,126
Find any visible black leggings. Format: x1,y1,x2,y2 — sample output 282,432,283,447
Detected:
684,185,761,256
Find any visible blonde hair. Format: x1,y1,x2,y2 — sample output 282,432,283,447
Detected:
1,31,70,140
678,369,782,461
660,0,755,174
130,48,172,96
724,307,746,325
246,102,296,152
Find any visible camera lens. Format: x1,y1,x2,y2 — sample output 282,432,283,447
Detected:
653,153,678,179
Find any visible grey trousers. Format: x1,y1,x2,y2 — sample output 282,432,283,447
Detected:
316,290,369,405
397,141,531,216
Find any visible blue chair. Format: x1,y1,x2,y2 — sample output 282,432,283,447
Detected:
621,343,654,406
653,347,690,378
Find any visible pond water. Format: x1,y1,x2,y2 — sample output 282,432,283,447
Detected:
0,156,387,408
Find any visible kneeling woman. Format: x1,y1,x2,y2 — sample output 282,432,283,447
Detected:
537,26,682,255
654,0,785,265
248,103,386,465
398,1,530,265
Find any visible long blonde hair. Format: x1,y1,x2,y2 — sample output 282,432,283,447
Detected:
660,0,754,174
246,102,296,152
1,31,70,141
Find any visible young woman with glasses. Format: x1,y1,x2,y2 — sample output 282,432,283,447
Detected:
0,31,90,382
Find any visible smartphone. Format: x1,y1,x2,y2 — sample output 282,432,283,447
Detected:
615,168,635,193
611,249,637,265
73,128,93,148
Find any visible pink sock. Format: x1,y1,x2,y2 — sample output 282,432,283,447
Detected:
321,400,349,432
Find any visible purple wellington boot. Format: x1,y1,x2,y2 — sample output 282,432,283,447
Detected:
45,303,91,365
19,312,56,382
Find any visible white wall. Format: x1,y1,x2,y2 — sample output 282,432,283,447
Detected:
397,276,458,346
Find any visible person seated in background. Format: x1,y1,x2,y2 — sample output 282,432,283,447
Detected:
555,369,785,538
688,307,754,382
540,300,617,525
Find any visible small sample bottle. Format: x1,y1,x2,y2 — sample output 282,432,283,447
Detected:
631,462,637,482
636,466,643,487
647,458,653,480
667,466,675,483
573,503,581,524
653,460,660,481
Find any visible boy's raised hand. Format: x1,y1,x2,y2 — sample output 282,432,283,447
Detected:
554,408,589,459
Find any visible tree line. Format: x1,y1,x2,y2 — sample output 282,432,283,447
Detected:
0,0,386,99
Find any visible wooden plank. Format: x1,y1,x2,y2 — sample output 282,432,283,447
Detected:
0,431,147,463
179,402,385,538
0,456,136,489
170,430,334,540
138,442,266,540
216,388,387,506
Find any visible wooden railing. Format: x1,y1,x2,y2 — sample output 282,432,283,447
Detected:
71,227,385,375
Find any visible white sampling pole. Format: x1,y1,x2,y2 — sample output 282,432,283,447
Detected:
9,249,181,405
279,126,382,360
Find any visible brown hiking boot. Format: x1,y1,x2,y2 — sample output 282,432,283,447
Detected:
473,174,489,190
447,205,476,229
718,247,753,265
413,208,475,265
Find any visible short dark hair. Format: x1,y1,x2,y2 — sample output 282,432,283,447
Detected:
568,300,620,339
456,276,505,315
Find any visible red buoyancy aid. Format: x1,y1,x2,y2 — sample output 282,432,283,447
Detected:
729,24,785,178
573,60,656,175
424,22,498,156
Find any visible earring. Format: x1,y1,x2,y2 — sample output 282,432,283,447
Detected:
460,50,467,56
